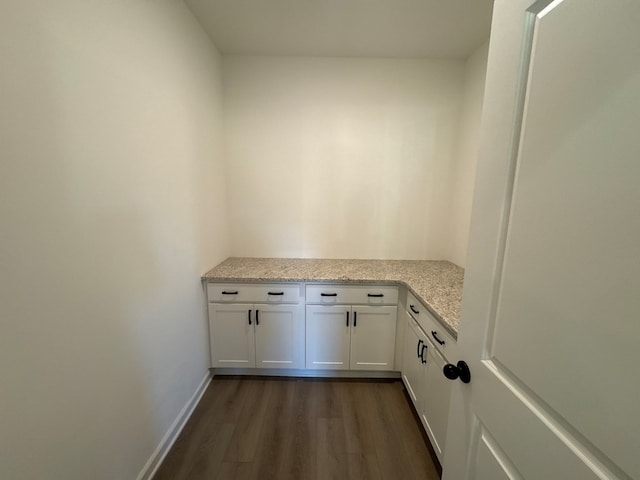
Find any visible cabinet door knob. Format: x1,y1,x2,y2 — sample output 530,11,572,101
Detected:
420,344,427,364
443,361,471,384
346,311,349,327
353,311,357,327
256,309,260,326
248,309,252,325
417,339,423,358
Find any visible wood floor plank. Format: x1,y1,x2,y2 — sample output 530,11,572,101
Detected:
154,386,234,479
215,462,253,480
386,383,441,479
316,417,349,480
279,380,318,480
341,382,376,456
363,383,416,479
185,423,235,480
315,380,343,419
346,452,381,480
223,379,273,463
156,378,440,480
248,379,296,480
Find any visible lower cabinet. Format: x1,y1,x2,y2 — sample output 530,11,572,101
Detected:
422,338,452,459
208,303,301,369
402,310,427,406
305,305,397,370
402,305,453,462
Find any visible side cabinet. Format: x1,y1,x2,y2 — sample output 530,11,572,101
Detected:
207,283,303,369
402,291,457,463
402,310,427,409
305,285,398,371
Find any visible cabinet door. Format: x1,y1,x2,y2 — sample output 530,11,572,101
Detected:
254,304,300,369
349,305,397,370
305,305,350,370
208,303,255,368
423,339,452,461
402,313,427,410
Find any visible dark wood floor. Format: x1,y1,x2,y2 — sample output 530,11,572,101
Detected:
154,377,441,480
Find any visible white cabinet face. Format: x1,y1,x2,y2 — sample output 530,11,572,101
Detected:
402,312,427,407
305,305,350,370
254,304,298,369
422,341,452,461
209,303,255,368
349,306,397,370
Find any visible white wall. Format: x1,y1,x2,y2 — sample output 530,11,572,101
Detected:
223,56,465,259
447,42,490,267
0,1,228,479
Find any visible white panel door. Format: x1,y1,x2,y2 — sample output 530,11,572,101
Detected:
349,305,397,370
444,1,640,479
208,303,255,368
305,305,350,369
254,304,299,369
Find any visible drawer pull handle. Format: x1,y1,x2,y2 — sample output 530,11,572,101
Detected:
417,339,423,359
367,293,384,298
256,310,260,326
268,291,284,296
346,311,349,327
409,305,419,315
248,309,252,325
221,290,238,295
354,311,357,327
320,293,338,297
431,331,445,346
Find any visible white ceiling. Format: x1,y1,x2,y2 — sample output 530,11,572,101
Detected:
185,0,494,59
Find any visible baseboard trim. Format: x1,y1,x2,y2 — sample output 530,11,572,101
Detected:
136,371,212,480
211,367,401,379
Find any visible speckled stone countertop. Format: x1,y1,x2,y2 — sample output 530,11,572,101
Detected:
202,257,464,338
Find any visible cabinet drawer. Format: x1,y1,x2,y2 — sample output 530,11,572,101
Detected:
306,284,398,305
407,291,457,361
207,283,301,304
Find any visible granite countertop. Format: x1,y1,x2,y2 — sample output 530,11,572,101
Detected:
202,257,464,338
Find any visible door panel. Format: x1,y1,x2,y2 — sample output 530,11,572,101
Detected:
402,312,426,404
254,304,297,368
474,429,521,480
349,305,396,370
305,305,350,369
443,1,640,479
208,303,255,368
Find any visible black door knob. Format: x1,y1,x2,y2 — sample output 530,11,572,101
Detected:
443,361,471,384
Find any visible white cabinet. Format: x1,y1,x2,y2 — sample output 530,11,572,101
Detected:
402,291,454,463
207,281,398,374
305,284,398,371
422,339,452,458
209,303,255,368
349,305,397,370
305,305,350,369
402,310,427,406
207,283,303,369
